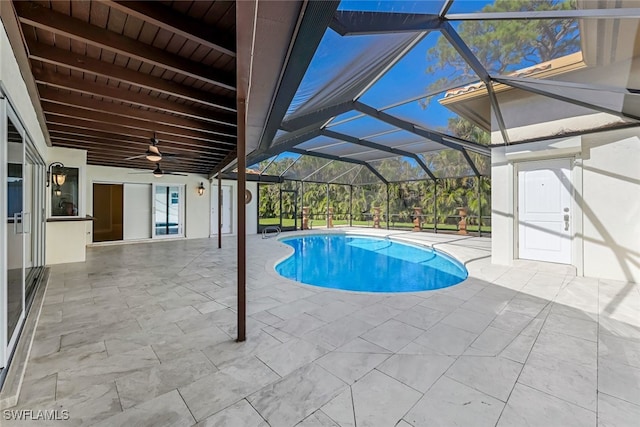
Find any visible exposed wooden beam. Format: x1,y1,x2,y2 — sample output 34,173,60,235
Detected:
38,86,235,137
46,119,230,152
85,157,210,174
101,0,235,58
14,1,236,91
42,102,236,144
208,148,238,177
28,42,236,112
45,115,233,152
49,133,228,158
32,68,236,128
50,142,223,168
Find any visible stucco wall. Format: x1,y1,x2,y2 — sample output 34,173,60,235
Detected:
581,129,640,282
491,129,640,283
87,165,211,241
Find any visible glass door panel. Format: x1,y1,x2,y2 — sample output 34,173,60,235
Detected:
24,148,44,306
6,115,24,349
153,185,184,237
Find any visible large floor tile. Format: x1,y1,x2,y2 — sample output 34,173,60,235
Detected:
92,390,194,427
303,316,374,350
599,333,640,369
377,353,455,393
542,312,598,342
248,364,346,427
56,346,160,398
393,304,446,330
360,319,423,352
7,382,121,427
274,313,327,338
296,411,339,427
195,399,268,427
351,304,402,327
466,326,519,356
598,358,640,405
597,392,640,427
316,351,389,385
352,370,422,427
530,330,597,367
497,383,595,427
445,355,522,402
413,323,478,356
115,352,217,409
179,356,280,421
201,329,281,368
405,376,504,427
320,388,355,427
256,339,329,377
519,352,597,410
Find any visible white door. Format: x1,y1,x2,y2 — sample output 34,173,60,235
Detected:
211,185,232,235
123,183,152,240
518,159,572,264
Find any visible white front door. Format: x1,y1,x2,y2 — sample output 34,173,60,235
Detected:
518,159,572,264
211,185,232,235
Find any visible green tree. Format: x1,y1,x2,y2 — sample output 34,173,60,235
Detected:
427,0,579,79
426,0,579,145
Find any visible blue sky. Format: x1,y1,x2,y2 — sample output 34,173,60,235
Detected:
286,0,578,145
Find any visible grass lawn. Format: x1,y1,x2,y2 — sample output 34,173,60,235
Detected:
259,217,491,233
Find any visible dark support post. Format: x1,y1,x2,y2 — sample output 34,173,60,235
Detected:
386,184,390,230
217,173,222,249
349,185,353,227
433,179,438,233
236,97,247,342
477,176,482,237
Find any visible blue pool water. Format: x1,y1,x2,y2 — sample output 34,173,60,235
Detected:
276,234,468,293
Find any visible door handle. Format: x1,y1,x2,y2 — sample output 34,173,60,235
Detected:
14,212,23,234
564,214,570,231
23,212,31,234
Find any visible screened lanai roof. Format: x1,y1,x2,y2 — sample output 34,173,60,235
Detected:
244,0,640,184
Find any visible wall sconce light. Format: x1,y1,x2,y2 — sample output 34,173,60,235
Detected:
197,182,205,196
47,162,66,189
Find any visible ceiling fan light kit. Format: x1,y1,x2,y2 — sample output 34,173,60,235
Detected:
153,163,164,177
146,144,162,162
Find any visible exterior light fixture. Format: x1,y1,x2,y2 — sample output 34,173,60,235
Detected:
197,182,205,196
54,186,62,197
47,162,66,188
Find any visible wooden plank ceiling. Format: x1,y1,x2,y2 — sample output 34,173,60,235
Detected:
13,0,237,175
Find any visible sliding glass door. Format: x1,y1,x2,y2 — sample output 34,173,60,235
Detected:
5,111,24,360
1,99,45,370
153,184,184,238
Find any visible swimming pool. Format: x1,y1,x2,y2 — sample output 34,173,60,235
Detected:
276,234,467,293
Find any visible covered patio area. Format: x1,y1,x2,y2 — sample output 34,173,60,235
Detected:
5,231,639,426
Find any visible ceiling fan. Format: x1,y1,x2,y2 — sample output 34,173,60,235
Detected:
129,163,187,178
125,134,178,162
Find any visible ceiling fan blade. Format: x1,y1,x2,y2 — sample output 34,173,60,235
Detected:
124,154,145,160
128,171,152,174
165,172,188,176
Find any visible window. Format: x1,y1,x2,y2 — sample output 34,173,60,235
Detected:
51,167,79,217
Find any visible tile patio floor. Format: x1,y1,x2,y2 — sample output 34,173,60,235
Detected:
4,229,640,426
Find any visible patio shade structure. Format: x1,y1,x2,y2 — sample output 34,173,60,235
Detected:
241,0,640,184
7,0,239,175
